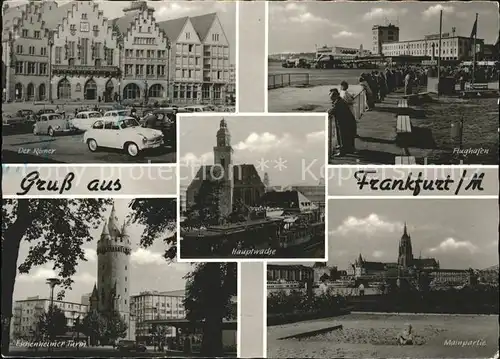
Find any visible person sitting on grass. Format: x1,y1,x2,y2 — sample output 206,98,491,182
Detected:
397,323,414,345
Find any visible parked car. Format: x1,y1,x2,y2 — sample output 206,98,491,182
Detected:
16,109,36,123
33,113,75,136
83,117,164,157
2,113,26,129
115,340,146,353
103,110,128,118
71,111,102,131
182,105,211,112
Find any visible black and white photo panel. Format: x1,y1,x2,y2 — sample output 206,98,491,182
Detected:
267,1,499,165
3,1,236,164
2,198,238,357
177,113,328,261
266,198,498,359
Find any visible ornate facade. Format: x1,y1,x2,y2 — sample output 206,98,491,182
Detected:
2,1,233,105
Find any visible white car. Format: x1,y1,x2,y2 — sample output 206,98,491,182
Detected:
103,110,128,117
83,117,164,157
182,105,211,112
71,111,102,131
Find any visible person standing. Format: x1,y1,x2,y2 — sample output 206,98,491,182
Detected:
404,72,413,95
339,81,355,118
359,76,375,110
328,88,357,157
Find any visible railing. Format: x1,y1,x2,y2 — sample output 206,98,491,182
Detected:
268,73,310,89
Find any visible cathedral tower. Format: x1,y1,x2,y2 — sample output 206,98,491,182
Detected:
398,222,413,268
213,118,234,217
95,204,131,323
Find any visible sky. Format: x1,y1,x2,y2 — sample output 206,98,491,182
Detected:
269,2,500,54
178,115,327,188
12,199,192,304
7,0,237,64
327,198,498,271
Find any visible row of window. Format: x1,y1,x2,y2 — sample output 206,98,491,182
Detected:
176,57,230,68
15,45,48,56
124,64,166,77
15,61,48,75
54,46,114,66
383,39,474,51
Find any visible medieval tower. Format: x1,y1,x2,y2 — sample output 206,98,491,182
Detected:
397,222,413,268
213,118,234,217
90,203,133,339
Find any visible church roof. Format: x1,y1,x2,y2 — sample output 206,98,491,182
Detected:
112,13,137,35
412,258,439,268
188,164,264,191
157,16,189,41
189,12,217,41
42,2,73,31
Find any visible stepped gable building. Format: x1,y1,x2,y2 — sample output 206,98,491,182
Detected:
186,119,266,215
2,0,233,104
113,1,170,102
2,1,54,101
89,204,135,340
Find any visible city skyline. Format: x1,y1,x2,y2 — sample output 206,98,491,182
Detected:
327,199,498,272
269,2,499,54
179,115,327,188
12,199,190,305
5,0,237,63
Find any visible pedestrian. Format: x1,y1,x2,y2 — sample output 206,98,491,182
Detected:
339,81,355,118
404,72,413,95
359,76,375,110
377,72,387,101
328,88,357,157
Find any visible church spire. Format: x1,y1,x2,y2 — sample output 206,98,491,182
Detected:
403,222,408,236
216,118,231,147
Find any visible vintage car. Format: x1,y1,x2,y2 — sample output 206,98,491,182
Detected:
103,110,128,118
33,113,75,136
35,108,55,118
182,105,212,112
83,117,164,157
71,111,102,131
115,340,146,353
16,109,36,122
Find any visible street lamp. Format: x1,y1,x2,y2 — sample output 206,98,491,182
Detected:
48,31,54,103
166,39,171,104
144,80,148,106
46,278,60,341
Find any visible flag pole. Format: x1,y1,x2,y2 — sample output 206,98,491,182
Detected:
437,10,443,96
472,13,478,86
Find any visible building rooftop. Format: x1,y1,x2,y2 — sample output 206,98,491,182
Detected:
189,12,217,42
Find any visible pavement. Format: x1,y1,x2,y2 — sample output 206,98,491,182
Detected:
2,131,176,163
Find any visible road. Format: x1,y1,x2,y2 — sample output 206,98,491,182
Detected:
2,131,175,163
268,62,368,87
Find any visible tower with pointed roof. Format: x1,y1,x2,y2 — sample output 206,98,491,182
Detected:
398,222,413,268
94,203,131,327
214,118,234,217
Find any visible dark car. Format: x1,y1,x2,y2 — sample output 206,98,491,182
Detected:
141,108,185,148
16,109,36,122
116,340,146,353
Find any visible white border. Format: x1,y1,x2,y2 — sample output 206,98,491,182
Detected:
262,261,268,358
264,1,269,113
235,0,240,114
237,262,242,358
175,112,329,263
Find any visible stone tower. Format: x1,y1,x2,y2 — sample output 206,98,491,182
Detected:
213,118,234,217
398,222,413,268
263,172,270,190
95,204,131,323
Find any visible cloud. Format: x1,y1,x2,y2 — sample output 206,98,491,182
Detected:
156,3,201,20
83,248,97,262
422,5,454,18
331,214,402,236
289,13,330,25
372,250,384,258
332,31,359,39
428,238,478,253
362,8,408,21
131,248,166,265
233,132,297,153
285,3,307,13
306,131,325,143
17,267,95,284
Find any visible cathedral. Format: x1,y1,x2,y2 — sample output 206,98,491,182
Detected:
89,204,135,340
352,223,439,278
186,119,266,216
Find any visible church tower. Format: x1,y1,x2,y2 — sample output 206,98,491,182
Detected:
398,222,413,268
213,118,234,217
95,204,131,327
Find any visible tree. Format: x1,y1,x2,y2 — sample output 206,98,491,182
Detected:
130,198,237,356
183,263,237,356
103,311,128,345
183,180,223,228
81,310,107,346
1,199,111,355
35,305,68,339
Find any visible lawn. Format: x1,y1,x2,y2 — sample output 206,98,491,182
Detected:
267,313,499,358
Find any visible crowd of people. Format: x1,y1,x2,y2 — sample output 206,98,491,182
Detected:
328,62,499,158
